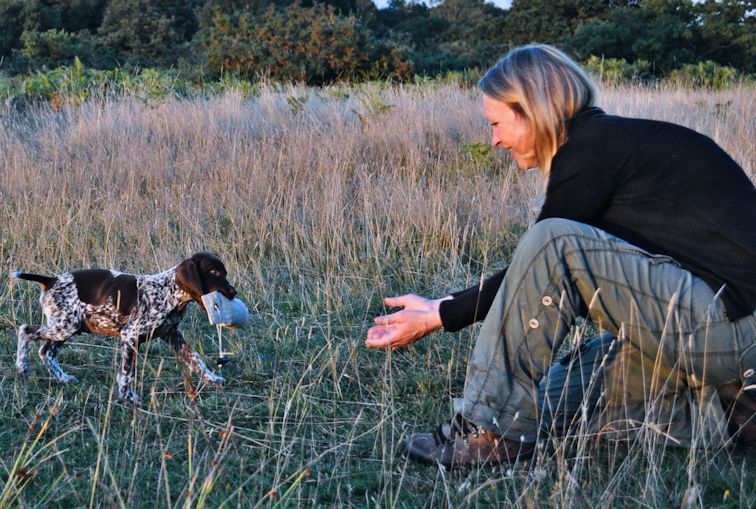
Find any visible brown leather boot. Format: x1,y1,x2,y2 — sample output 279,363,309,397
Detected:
399,414,535,468
719,382,756,446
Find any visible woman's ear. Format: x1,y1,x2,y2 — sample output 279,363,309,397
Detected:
176,259,205,305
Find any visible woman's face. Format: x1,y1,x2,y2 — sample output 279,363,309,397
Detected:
482,95,537,170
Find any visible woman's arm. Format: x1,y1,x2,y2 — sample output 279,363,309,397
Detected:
439,269,507,332
365,269,508,348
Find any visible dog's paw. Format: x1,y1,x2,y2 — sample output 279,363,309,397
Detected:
203,373,226,386
15,364,29,379
59,374,79,384
118,389,142,406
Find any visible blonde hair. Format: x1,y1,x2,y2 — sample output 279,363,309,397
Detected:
479,44,596,176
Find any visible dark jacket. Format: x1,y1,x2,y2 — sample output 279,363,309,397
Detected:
440,107,756,330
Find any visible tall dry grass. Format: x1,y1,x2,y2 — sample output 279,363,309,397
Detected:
0,82,753,507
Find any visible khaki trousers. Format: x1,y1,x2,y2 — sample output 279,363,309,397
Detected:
454,219,756,445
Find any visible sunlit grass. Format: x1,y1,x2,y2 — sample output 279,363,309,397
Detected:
0,82,753,507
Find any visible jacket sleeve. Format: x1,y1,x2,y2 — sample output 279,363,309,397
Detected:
438,268,507,332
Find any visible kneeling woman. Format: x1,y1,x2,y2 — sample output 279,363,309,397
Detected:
366,44,756,467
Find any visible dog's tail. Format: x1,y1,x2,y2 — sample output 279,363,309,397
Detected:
12,272,58,291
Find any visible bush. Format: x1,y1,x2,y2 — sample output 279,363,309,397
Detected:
20,29,99,69
0,75,17,101
19,60,197,103
584,55,652,84
200,2,411,84
668,60,740,90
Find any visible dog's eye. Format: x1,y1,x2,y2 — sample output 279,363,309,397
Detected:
209,269,220,277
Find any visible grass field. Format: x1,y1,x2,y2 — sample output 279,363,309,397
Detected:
0,81,754,508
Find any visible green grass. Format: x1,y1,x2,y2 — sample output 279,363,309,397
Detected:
0,81,753,507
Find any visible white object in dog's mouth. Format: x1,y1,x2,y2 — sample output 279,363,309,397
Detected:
201,291,249,329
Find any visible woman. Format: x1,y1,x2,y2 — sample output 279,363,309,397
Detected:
366,44,756,468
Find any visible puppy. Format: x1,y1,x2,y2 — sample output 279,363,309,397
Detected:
13,252,236,404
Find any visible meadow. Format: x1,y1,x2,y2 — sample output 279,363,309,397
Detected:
0,81,753,508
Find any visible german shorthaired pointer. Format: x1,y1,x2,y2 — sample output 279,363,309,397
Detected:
13,252,237,404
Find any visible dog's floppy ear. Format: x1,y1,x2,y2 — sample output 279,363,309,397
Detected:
175,259,205,306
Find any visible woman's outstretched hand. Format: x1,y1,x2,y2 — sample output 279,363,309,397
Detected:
365,294,452,349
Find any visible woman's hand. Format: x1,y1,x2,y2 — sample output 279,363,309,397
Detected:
365,294,452,349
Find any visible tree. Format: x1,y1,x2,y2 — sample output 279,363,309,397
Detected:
374,0,508,74
0,0,26,58
566,1,705,74
20,28,98,68
1,0,106,69
200,2,411,84
503,0,621,46
429,0,508,70
97,0,201,67
695,0,756,73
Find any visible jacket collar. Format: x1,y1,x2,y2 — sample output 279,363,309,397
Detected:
566,106,605,132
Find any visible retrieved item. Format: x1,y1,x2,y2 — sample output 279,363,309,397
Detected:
202,291,249,329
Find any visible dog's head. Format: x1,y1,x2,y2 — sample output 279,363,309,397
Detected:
175,252,237,309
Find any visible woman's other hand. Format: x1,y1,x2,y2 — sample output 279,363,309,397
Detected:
365,294,452,349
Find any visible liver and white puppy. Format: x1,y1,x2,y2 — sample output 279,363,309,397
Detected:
13,252,236,404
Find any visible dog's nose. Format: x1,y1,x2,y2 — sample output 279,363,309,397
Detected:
227,286,237,299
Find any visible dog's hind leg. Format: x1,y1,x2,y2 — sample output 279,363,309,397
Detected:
18,324,79,382
115,337,140,405
16,324,37,378
38,339,79,383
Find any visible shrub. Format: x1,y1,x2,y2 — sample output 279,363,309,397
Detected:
20,29,99,69
0,75,17,101
584,55,652,84
668,60,739,90
200,2,411,84
19,60,197,103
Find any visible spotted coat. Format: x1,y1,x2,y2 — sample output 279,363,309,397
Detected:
14,252,237,404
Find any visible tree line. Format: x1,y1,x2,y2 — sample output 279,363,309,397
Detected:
0,0,754,85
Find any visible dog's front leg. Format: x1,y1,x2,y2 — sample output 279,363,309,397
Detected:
117,333,141,405
164,330,225,386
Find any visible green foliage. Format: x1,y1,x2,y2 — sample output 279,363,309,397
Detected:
21,61,90,101
668,61,740,90
1,0,755,86
200,2,411,84
206,74,260,99
437,68,480,88
565,0,756,76
0,0,26,57
421,0,507,71
565,4,701,74
96,0,200,68
360,92,393,115
20,29,98,69
286,94,308,113
0,75,18,100
503,0,615,47
0,0,107,67
374,0,507,74
695,0,756,74
18,60,197,102
461,142,493,167
584,55,653,83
